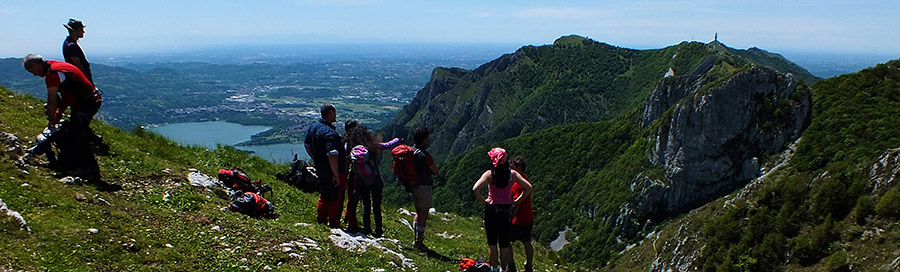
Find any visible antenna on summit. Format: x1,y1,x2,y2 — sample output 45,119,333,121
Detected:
714,33,718,42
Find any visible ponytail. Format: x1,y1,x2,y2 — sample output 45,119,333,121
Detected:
490,161,510,188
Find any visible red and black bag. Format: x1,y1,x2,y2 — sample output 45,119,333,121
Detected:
391,144,420,191
229,191,278,219
218,167,272,195
458,258,492,272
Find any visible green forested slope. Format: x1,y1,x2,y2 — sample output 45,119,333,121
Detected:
383,35,819,164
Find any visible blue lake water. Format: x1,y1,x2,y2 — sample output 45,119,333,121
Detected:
147,121,309,164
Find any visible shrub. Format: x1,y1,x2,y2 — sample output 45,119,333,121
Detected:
875,186,900,218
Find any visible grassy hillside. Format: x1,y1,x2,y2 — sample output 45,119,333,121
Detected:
0,86,577,271
606,58,900,271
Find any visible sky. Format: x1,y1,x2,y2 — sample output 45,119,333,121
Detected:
1,0,899,59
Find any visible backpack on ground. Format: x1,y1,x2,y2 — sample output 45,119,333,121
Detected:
276,155,318,193
218,167,272,195
391,144,419,191
25,120,70,171
229,191,278,219
351,145,380,187
458,258,492,272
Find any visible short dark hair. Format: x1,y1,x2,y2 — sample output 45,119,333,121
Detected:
320,102,336,116
344,119,359,132
511,155,526,172
413,127,430,146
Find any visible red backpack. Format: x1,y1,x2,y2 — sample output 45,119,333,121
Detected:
458,258,492,272
391,144,420,191
218,167,272,195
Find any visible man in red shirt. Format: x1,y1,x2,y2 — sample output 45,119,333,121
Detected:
509,155,534,272
23,54,103,181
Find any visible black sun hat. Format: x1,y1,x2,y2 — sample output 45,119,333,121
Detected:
64,18,85,31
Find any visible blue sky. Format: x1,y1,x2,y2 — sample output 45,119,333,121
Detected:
1,0,898,58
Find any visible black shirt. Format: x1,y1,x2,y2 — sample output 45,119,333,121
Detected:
63,36,93,84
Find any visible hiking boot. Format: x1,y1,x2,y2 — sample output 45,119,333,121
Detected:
523,263,533,272
373,229,383,238
413,241,428,251
346,226,363,234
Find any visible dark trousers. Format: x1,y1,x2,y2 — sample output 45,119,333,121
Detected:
65,99,101,176
344,174,360,228
317,174,346,228
359,178,384,235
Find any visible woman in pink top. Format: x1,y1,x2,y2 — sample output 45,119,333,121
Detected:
472,147,532,271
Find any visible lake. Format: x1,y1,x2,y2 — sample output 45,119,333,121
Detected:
146,121,309,164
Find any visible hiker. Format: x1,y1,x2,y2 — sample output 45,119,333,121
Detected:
347,125,399,237
23,54,102,181
304,103,346,228
342,119,361,231
62,18,108,155
472,147,532,272
508,155,534,272
62,19,93,84
410,127,438,250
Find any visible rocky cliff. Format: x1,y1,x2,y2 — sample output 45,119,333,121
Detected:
617,65,812,235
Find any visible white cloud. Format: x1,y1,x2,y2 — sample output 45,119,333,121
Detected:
0,9,15,15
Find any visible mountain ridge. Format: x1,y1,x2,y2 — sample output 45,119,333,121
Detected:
382,35,819,163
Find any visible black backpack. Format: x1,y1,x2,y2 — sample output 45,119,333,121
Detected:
26,120,73,171
276,155,319,193
229,191,278,219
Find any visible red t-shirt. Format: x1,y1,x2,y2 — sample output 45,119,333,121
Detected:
45,60,95,106
511,172,534,225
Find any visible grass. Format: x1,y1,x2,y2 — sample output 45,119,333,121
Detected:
0,87,579,271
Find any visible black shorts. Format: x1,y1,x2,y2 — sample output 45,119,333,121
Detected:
484,204,513,248
509,223,533,243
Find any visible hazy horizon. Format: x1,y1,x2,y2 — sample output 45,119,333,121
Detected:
2,1,899,58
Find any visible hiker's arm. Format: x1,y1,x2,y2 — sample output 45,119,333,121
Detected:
70,57,87,74
512,171,532,205
304,144,313,160
426,154,438,175
328,153,340,185
46,86,59,126
378,138,400,150
472,170,491,204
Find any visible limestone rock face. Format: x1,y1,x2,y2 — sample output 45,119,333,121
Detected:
619,66,812,235
869,147,900,195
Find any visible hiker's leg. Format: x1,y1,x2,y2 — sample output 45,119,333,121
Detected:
413,185,432,243
413,185,432,226
484,205,500,266
497,205,513,270
360,185,372,234
68,104,100,179
336,173,347,224
488,245,499,269
316,197,328,225
345,175,359,228
328,175,347,228
500,246,513,271
524,241,534,269
372,180,383,236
